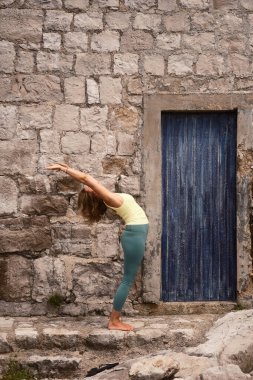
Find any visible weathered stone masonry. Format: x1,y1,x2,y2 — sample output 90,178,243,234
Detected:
0,0,253,316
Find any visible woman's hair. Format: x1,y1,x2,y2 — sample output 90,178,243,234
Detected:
77,190,107,223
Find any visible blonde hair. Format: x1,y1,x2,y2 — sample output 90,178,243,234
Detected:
77,190,107,223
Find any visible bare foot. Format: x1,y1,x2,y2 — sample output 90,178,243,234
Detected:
108,320,134,331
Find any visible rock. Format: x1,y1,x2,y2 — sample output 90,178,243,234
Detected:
0,9,43,43
25,355,82,377
199,364,251,379
42,327,82,349
0,104,17,140
15,326,39,348
0,333,12,354
0,177,18,215
0,256,32,301
87,329,126,348
20,195,68,216
129,353,179,379
136,328,165,344
187,310,253,373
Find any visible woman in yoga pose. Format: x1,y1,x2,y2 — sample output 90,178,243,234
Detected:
47,163,149,331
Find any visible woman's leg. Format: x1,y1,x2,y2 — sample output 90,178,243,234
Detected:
108,226,148,331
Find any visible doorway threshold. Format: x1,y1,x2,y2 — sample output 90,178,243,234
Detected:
134,301,237,315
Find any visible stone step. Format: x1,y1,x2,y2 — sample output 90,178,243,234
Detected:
0,353,83,379
0,314,220,379
0,315,218,352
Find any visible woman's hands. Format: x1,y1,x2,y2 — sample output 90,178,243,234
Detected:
46,163,69,172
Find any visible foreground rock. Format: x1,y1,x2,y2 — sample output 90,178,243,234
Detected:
187,309,253,373
88,310,253,379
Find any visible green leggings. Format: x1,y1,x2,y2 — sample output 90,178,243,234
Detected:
113,224,149,312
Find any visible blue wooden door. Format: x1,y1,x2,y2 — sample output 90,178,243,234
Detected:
161,111,237,301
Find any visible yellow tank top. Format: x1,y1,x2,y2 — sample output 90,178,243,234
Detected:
106,193,149,225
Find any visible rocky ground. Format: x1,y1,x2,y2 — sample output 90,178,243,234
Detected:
0,310,252,379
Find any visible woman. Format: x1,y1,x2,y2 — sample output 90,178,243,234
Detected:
47,163,149,331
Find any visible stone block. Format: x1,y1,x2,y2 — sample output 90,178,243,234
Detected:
20,195,68,216
19,105,53,130
54,104,79,131
167,53,195,75
164,13,190,32
121,30,154,52
158,0,177,11
0,256,32,301
0,105,17,140
105,133,117,155
127,77,143,95
16,51,34,73
0,318,14,330
87,78,100,104
228,54,251,76
124,0,156,11
71,224,91,240
18,175,51,194
39,129,61,154
0,41,15,73
37,52,73,73
0,140,38,176
95,224,120,258
182,32,215,52
72,261,122,302
80,106,108,133
43,32,61,50
218,14,243,34
64,32,88,52
15,326,38,348
105,12,131,30
91,133,106,153
117,132,135,155
114,53,139,75
61,132,90,154
91,31,120,52
0,75,63,103
156,33,181,50
64,0,89,9
179,0,209,9
42,327,81,348
0,333,12,354
0,177,18,215
191,12,215,30
93,0,119,7
25,0,62,8
133,13,161,32
240,0,253,10
213,0,239,8
0,216,52,253
0,9,43,43
86,329,125,348
196,54,225,75
64,76,85,104
75,53,111,75
109,106,139,131
143,55,165,76
74,12,103,30
44,10,73,31
25,355,82,377
32,256,67,302
129,354,179,379
0,301,47,316
100,77,122,105
102,157,128,174
118,175,140,195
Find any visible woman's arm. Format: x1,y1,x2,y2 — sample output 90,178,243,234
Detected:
46,163,123,207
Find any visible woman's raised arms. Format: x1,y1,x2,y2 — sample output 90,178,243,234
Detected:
46,163,123,208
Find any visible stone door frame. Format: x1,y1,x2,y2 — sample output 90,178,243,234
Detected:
143,93,253,305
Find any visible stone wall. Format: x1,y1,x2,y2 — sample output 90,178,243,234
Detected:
0,0,253,316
